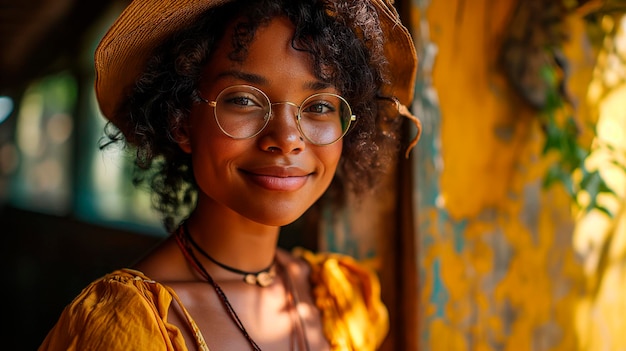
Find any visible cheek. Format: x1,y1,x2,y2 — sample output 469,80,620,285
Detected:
186,111,238,178
318,142,343,182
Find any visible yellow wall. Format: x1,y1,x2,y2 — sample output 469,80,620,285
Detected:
414,0,593,349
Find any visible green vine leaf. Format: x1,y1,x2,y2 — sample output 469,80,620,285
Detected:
580,169,617,216
538,63,622,219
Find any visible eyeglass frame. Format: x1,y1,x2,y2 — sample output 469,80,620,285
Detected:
198,84,357,146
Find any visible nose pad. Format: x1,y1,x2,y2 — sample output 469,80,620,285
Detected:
259,102,305,153
268,102,302,132
270,101,299,118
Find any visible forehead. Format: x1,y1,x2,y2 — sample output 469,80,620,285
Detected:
200,16,327,93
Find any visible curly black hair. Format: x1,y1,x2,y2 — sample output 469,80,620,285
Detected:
103,0,404,231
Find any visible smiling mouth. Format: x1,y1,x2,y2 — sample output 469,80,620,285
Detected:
241,170,310,192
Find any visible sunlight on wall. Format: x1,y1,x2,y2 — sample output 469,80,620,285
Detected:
574,14,626,351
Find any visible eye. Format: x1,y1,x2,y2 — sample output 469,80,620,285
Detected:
224,94,262,108
303,100,336,115
232,96,251,106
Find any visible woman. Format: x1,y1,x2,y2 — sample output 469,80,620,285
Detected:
40,0,420,350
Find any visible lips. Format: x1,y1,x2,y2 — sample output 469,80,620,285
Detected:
241,166,311,191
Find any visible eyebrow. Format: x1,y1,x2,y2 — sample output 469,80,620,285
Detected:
216,70,334,92
217,70,267,85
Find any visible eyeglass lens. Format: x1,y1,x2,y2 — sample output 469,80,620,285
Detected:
212,85,354,145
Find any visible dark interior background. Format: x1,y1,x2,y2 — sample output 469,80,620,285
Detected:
1,2,145,348
2,206,161,349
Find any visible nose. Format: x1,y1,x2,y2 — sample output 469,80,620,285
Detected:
257,102,305,154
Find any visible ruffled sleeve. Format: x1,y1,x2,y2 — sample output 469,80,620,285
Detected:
294,248,389,350
38,269,189,351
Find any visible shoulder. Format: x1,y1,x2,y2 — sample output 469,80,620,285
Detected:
292,248,389,350
68,268,171,310
39,269,184,350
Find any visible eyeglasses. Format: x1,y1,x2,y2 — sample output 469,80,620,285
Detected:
199,85,356,145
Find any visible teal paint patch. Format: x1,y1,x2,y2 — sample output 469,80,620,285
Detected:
453,219,468,253
430,258,449,318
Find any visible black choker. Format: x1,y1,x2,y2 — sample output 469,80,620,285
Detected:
183,224,276,287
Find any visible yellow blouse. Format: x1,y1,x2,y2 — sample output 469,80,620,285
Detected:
39,249,389,351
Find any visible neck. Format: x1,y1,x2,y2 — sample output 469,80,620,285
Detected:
184,206,280,274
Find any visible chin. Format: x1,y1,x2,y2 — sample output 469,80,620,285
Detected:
255,214,304,227
245,206,309,227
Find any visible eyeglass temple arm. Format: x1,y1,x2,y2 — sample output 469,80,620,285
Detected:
197,96,217,107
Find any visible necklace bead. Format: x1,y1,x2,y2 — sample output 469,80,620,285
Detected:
184,224,276,287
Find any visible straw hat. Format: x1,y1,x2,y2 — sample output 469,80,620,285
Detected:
94,0,418,140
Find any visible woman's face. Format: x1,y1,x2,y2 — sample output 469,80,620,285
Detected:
182,16,343,226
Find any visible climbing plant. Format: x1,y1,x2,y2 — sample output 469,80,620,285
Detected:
539,64,621,217
501,0,626,217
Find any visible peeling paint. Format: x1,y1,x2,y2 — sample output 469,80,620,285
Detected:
413,0,587,350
